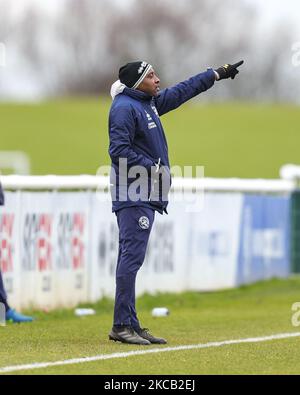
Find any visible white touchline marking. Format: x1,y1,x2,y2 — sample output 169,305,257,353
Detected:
0,332,299,374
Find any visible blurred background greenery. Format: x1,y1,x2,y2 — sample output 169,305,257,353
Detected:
1,0,300,177
1,99,299,178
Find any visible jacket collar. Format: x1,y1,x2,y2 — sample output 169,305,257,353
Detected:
122,87,153,102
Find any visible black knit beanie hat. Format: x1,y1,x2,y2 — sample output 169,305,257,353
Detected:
119,61,152,89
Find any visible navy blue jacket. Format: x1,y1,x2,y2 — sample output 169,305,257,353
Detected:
108,68,216,214
0,183,4,206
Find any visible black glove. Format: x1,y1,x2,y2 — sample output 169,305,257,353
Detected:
215,60,244,80
149,159,171,203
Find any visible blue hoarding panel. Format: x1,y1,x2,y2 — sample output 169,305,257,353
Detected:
237,195,290,285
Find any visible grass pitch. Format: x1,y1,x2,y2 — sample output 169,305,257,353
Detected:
0,278,300,375
0,99,300,178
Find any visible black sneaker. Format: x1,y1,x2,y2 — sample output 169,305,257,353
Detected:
136,328,167,344
109,326,151,345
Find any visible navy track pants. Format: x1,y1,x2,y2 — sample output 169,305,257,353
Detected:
113,206,155,329
0,270,8,309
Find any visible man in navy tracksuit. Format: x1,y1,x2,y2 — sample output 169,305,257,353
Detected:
0,183,33,323
108,60,243,345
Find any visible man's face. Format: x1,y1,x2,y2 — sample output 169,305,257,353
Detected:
136,68,160,97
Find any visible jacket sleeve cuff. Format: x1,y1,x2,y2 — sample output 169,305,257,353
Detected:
207,67,218,82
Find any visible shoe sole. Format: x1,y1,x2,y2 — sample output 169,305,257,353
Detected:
108,334,150,345
139,338,167,344
137,333,167,344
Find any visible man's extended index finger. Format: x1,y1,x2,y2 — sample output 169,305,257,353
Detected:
232,60,244,68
